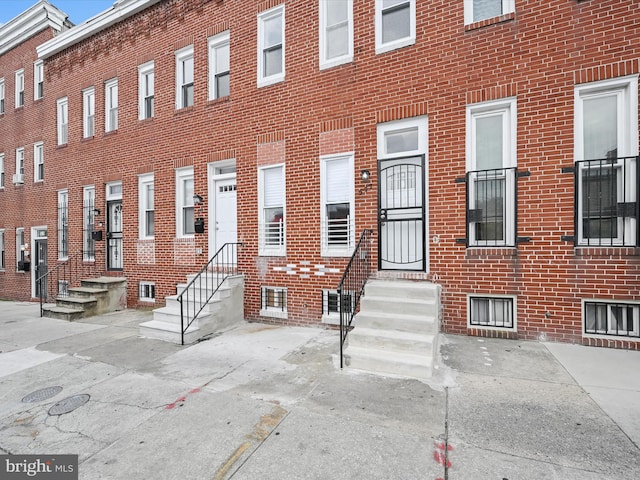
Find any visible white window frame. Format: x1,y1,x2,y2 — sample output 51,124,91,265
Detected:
34,142,44,182
138,61,155,120
57,97,68,145
260,286,288,319
139,173,155,239
0,153,4,188
583,299,640,338
320,153,355,257
377,116,429,159
574,76,638,246
15,228,25,271
465,98,517,247
0,78,5,114
15,147,24,182
105,78,118,132
58,190,69,260
375,0,416,55
139,281,156,303
464,0,515,25
319,0,353,69
83,186,96,261
0,229,5,270
208,31,230,100
83,87,95,138
257,5,285,87
175,46,194,109
15,69,24,108
34,60,44,100
467,294,516,331
176,167,194,238
258,164,286,256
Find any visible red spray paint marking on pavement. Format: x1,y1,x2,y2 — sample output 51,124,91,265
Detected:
166,388,200,409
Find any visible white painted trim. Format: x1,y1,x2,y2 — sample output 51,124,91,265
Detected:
175,167,195,238
375,0,416,55
30,225,48,298
175,46,194,109
138,61,154,120
257,5,285,88
33,142,44,183
319,0,353,70
138,173,154,240
467,294,518,332
208,31,230,101
464,0,515,25
320,152,355,257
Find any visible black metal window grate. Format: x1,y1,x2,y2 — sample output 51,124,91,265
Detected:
469,296,514,329
139,282,155,302
575,156,639,246
584,301,639,338
261,287,287,312
322,290,354,316
58,196,68,258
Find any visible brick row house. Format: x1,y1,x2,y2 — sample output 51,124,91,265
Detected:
1,0,639,354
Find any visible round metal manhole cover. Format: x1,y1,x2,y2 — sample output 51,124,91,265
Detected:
48,394,90,416
21,386,63,403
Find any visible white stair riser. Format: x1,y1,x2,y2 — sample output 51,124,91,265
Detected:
165,297,219,314
360,297,436,317
364,282,438,300
152,309,199,327
348,332,434,355
346,353,432,380
176,285,232,299
355,313,437,335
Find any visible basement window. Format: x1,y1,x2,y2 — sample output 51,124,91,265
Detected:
584,301,639,338
322,289,354,325
468,295,515,329
260,286,287,319
139,282,156,303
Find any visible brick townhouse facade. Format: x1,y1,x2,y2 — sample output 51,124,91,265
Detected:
1,0,639,349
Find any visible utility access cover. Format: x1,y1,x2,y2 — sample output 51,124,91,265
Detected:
48,394,90,416
21,386,63,403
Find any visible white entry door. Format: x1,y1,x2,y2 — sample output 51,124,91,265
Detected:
212,177,237,256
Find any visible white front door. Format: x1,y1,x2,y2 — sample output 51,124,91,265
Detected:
211,177,237,256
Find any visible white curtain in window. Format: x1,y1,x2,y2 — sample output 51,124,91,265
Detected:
325,158,350,203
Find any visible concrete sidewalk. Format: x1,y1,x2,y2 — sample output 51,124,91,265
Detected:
0,301,639,479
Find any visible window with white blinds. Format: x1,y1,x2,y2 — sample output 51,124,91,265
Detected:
321,154,354,256
259,164,285,255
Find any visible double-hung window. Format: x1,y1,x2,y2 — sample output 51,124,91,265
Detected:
138,61,154,120
574,76,638,246
176,168,194,237
257,5,285,87
83,87,95,138
258,164,286,255
83,186,95,261
139,173,154,239
0,153,4,188
321,154,354,256
464,0,515,24
208,31,230,100
16,228,24,271
375,0,416,54
0,230,4,270
0,78,5,114
34,142,44,182
34,60,44,100
15,69,24,108
319,0,353,69
58,190,69,259
57,97,68,145
105,78,118,132
466,98,517,247
14,148,24,184
176,46,194,109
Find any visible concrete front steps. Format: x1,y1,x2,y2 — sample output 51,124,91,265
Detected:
42,277,127,321
140,274,244,344
343,279,440,381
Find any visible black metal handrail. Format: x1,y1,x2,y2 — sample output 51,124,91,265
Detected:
337,229,373,368
178,242,243,345
38,248,100,316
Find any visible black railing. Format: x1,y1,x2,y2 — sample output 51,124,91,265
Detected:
38,248,100,316
337,229,373,368
178,242,242,345
575,156,639,246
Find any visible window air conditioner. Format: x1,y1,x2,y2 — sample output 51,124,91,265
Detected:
12,173,24,184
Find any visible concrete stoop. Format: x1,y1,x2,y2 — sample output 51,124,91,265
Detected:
343,279,440,381
41,277,127,321
140,275,244,344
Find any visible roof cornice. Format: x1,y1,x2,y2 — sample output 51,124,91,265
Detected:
37,0,163,60
0,0,71,56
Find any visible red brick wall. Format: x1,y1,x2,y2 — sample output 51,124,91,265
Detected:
2,0,639,348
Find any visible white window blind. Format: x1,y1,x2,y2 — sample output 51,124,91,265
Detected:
325,158,349,203
263,166,283,206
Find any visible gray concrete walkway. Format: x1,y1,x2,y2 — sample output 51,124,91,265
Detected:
0,301,639,479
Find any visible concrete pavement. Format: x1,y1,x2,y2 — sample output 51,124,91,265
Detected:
0,300,639,479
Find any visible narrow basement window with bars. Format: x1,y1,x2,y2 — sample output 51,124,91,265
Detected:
322,290,354,324
584,301,639,338
139,282,155,302
260,286,287,319
469,296,515,329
